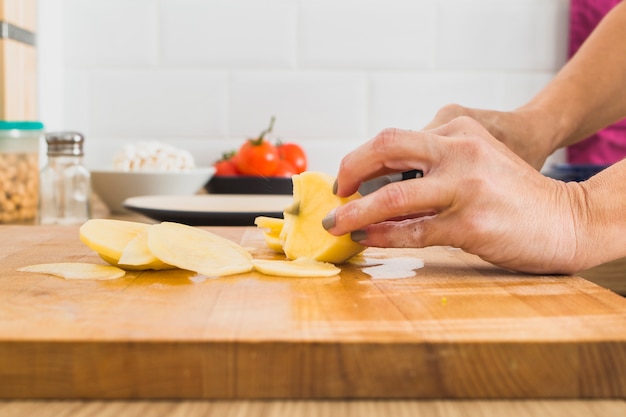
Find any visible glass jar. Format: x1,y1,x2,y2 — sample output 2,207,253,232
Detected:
0,121,43,224
38,132,92,225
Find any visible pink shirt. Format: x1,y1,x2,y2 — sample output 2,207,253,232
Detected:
566,0,626,165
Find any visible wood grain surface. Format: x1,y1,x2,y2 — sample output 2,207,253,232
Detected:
1,400,626,417
1,225,626,400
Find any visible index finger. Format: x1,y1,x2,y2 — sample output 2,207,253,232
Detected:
335,128,440,197
326,173,454,237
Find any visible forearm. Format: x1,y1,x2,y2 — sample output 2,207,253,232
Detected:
520,1,626,153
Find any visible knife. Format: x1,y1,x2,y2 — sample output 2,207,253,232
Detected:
357,169,423,196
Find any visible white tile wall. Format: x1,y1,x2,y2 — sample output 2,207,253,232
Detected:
63,0,158,67
230,71,368,139
437,0,569,71
160,0,297,68
87,70,229,137
299,0,438,70
38,0,570,174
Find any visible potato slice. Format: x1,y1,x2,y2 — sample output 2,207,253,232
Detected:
80,219,149,266
18,263,125,280
262,234,284,253
255,216,285,252
117,228,174,270
252,258,340,277
254,216,284,235
147,222,253,276
280,171,365,264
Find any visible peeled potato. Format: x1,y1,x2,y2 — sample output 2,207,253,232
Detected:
252,258,340,277
279,171,365,264
18,263,125,280
147,222,253,276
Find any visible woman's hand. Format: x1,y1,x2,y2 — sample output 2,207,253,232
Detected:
423,104,559,170
324,116,591,274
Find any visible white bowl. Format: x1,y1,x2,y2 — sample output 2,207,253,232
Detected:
91,167,215,214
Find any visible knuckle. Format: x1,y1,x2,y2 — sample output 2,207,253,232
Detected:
378,182,411,214
448,129,489,161
454,114,478,125
434,103,466,121
337,153,351,174
447,115,482,132
458,133,482,153
440,103,464,113
333,201,364,233
372,128,400,154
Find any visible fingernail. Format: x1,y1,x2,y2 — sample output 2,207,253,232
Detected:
351,229,367,242
332,180,338,195
322,209,336,230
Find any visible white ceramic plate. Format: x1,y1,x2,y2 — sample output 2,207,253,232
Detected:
123,194,293,226
91,167,216,213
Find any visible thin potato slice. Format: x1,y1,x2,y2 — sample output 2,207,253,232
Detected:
252,257,340,277
18,263,126,280
254,216,284,235
263,234,284,253
117,228,174,270
148,222,253,277
255,216,285,253
80,219,150,265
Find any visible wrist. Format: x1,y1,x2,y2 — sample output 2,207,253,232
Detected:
511,104,570,167
570,164,626,270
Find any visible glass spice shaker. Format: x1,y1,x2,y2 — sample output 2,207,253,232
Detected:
38,132,92,225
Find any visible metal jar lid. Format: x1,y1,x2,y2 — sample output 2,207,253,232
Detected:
45,132,85,156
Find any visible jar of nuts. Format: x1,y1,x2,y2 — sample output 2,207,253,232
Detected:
0,121,43,224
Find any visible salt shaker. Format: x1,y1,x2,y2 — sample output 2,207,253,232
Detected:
38,132,92,225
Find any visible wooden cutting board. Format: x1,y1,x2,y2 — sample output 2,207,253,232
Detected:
1,225,625,399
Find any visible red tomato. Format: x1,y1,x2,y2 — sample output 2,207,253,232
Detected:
277,142,307,174
214,159,239,176
213,152,240,176
271,159,297,178
229,151,242,171
236,117,281,176
236,139,279,176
